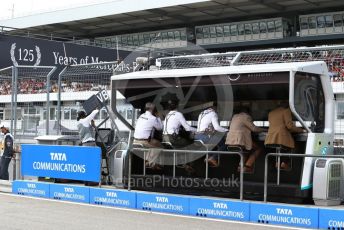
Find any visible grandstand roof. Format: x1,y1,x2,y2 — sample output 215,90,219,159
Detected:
1,0,343,38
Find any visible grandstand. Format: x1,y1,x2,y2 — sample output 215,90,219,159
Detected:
1,0,344,50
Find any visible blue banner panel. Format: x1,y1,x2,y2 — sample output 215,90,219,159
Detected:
189,197,249,221
319,208,344,229
12,180,50,198
137,192,189,215
21,144,101,182
49,184,90,203
250,203,318,228
90,188,136,208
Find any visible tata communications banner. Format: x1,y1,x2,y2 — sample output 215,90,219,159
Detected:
21,144,101,182
0,34,131,71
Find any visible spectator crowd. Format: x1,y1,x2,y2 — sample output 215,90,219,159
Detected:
0,78,108,95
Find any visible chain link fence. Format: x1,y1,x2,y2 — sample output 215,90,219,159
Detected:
57,61,133,136
0,65,56,142
0,66,15,131
0,65,56,181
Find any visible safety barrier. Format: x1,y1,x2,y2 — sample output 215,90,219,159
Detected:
12,180,344,229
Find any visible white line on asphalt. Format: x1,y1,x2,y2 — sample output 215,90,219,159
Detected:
1,193,304,230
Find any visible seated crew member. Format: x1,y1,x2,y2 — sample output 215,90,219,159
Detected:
162,99,197,148
163,100,197,172
133,102,163,170
77,109,99,146
195,102,228,167
265,102,306,169
226,107,266,173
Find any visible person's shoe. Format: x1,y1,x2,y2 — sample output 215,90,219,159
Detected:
184,164,195,174
207,158,219,168
237,165,254,173
152,164,162,171
275,162,290,171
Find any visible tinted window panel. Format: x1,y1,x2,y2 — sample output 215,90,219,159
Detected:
245,24,252,35
260,22,267,33
174,31,181,40
275,20,282,32
181,30,187,40
216,26,223,37
308,16,316,29
203,27,210,38
210,27,216,38
252,23,259,34
334,14,343,27
267,21,275,32
300,17,308,30
196,28,203,39
317,16,325,28
325,15,333,28
238,24,244,35
161,32,168,41
230,25,237,36
224,25,230,36
294,72,325,132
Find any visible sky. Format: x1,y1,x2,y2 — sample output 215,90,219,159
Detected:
0,0,114,19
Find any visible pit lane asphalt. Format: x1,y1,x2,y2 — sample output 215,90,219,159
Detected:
0,193,301,230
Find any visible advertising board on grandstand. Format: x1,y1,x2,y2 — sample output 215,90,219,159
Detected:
0,34,131,73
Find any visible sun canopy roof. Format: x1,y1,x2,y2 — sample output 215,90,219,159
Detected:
111,61,328,81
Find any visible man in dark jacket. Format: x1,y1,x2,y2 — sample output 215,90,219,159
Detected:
0,125,14,180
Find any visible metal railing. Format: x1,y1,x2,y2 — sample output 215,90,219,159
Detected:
129,148,245,200
264,153,344,202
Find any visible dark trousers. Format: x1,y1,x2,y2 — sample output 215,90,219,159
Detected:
195,132,226,159
162,134,195,165
162,134,193,149
0,156,12,180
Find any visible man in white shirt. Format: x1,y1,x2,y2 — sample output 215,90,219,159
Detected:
162,100,196,148
195,102,228,167
77,109,99,146
134,102,163,169
162,100,197,173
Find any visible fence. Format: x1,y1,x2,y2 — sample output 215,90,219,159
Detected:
0,65,56,142
56,61,130,136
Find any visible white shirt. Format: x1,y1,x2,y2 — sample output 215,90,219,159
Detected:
79,109,99,127
163,110,196,135
134,111,163,139
197,108,228,133
78,109,99,143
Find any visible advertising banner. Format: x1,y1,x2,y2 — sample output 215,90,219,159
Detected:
136,192,189,215
0,34,132,74
319,208,344,229
50,184,90,203
189,197,250,221
90,188,136,208
21,144,101,182
250,203,318,228
12,180,50,198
